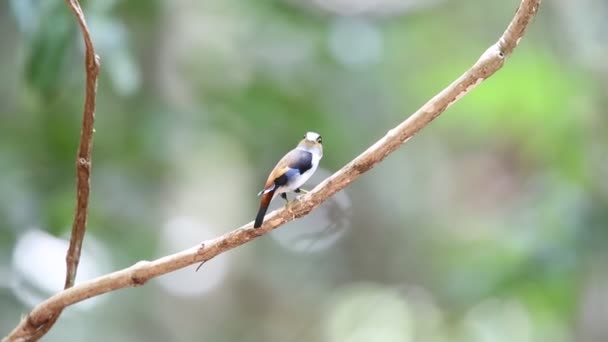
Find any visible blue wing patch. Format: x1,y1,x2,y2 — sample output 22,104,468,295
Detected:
274,168,300,187
287,150,313,174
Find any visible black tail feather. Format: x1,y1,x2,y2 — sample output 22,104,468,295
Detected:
254,206,268,228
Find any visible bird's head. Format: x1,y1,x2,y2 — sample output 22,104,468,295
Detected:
297,131,323,153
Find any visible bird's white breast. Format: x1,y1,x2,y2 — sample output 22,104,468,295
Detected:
286,162,317,192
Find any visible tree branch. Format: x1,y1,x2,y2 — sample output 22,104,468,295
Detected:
64,0,100,291
5,1,101,341
4,0,540,340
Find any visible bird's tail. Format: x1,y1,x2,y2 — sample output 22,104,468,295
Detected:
254,189,275,228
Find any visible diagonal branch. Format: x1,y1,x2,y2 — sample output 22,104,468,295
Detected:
6,1,101,341
3,0,540,341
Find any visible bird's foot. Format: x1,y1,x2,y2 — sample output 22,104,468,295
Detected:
280,193,289,203
294,188,309,200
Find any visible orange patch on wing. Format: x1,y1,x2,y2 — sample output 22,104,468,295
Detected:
264,165,290,190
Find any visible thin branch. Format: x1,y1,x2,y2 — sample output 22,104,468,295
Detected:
4,0,540,340
65,0,100,292
6,1,101,341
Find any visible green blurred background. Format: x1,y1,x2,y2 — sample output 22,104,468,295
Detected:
1,0,607,341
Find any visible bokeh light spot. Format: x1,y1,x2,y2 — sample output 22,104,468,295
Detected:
11,229,109,310
324,283,413,342
157,216,229,297
270,168,352,253
328,17,382,69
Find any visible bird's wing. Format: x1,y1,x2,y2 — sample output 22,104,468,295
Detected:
258,149,312,195
285,149,314,174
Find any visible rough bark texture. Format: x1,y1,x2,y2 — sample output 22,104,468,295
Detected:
64,0,100,293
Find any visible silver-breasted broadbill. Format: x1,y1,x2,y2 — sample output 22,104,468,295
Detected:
254,132,323,228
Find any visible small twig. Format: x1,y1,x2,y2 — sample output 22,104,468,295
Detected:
64,0,100,291
5,1,100,342
4,0,540,341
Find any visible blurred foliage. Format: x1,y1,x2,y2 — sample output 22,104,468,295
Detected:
1,0,608,341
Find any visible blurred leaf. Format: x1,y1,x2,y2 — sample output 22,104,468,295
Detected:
24,0,74,99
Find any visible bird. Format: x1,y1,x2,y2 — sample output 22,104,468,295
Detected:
254,132,323,228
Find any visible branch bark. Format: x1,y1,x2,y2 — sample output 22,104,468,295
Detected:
5,1,100,341
64,0,100,291
4,0,540,340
